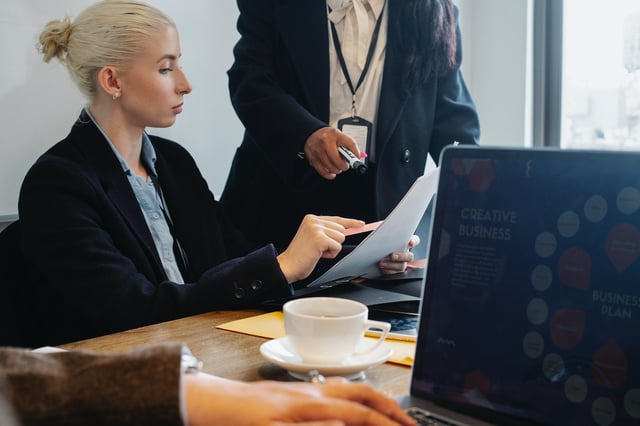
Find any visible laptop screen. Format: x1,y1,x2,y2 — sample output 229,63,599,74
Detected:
411,146,640,425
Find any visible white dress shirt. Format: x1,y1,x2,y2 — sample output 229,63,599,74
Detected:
327,0,387,161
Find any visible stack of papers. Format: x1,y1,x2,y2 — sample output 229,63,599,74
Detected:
307,169,438,287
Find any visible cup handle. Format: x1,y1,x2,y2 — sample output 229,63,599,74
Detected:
354,319,391,356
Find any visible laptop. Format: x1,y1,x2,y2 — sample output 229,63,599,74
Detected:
398,145,640,426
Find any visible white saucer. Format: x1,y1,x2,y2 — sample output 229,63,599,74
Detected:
260,336,392,380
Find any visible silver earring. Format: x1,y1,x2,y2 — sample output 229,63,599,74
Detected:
112,91,121,100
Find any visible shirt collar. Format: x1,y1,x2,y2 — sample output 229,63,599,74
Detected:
140,134,158,178
327,0,385,19
83,107,158,178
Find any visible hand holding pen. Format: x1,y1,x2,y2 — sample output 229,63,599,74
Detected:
302,126,365,179
338,146,367,175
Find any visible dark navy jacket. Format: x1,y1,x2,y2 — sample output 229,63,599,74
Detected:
18,112,292,345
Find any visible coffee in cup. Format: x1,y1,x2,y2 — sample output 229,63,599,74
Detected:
283,297,391,364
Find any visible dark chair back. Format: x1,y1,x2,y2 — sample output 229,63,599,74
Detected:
0,221,35,347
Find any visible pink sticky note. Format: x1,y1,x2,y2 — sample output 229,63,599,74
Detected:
344,220,383,236
407,258,427,269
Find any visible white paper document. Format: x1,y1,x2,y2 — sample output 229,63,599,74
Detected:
307,168,440,287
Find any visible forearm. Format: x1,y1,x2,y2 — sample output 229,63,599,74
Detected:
0,344,184,426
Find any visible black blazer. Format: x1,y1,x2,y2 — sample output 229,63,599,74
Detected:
222,0,481,247
18,111,292,345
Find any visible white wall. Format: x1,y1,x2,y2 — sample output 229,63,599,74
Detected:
0,0,243,219
456,0,533,148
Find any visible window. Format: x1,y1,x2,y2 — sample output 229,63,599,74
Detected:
559,0,640,150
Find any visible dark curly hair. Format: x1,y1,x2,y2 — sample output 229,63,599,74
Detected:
391,0,457,90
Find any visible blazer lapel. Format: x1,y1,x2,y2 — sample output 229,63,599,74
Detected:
376,0,412,155
277,0,330,120
68,114,165,273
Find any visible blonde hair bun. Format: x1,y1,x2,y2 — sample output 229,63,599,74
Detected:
38,16,72,64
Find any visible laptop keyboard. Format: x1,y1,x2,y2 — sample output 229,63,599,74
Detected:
405,407,458,426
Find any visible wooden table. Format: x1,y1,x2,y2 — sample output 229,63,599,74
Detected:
61,310,412,396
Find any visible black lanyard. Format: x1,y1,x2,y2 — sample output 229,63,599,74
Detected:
329,2,386,117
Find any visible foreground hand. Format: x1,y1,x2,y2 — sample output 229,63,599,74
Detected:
277,215,365,283
185,374,417,426
304,127,361,180
378,235,420,275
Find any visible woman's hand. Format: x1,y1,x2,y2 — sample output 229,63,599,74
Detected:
185,374,417,426
378,235,420,275
277,215,365,283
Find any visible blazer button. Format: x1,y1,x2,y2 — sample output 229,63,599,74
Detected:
233,282,245,299
251,280,263,291
401,149,411,163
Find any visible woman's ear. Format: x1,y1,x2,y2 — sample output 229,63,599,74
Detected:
96,66,121,100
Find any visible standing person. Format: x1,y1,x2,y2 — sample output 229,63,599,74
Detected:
18,0,416,346
221,0,481,250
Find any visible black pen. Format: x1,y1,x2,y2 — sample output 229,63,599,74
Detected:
338,146,367,175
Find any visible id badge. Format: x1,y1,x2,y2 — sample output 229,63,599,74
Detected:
338,116,372,162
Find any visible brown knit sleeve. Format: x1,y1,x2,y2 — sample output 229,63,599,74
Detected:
0,343,185,426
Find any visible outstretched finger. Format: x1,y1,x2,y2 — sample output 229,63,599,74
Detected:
272,422,344,426
278,398,413,426
318,216,366,231
317,384,416,426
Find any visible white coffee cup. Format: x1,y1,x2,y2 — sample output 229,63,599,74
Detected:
283,297,391,364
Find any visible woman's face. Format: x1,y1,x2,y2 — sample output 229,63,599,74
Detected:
117,24,192,129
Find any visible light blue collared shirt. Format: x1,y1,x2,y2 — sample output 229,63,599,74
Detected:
84,108,185,284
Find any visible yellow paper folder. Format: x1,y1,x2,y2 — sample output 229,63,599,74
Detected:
217,311,416,367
